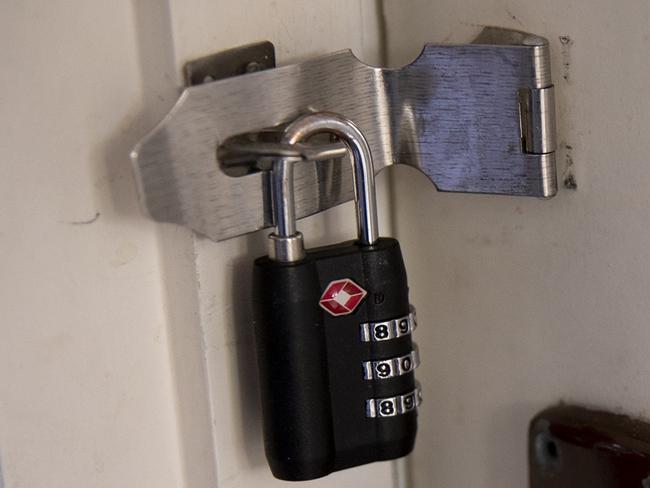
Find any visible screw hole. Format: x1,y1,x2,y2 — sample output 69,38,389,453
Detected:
535,431,561,472
545,439,558,460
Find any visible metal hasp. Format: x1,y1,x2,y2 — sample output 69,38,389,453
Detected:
131,27,557,242
530,405,650,487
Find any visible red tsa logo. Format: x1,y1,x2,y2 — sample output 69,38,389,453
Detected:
319,278,367,316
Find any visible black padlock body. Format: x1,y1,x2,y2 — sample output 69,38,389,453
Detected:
253,237,417,481
252,257,336,481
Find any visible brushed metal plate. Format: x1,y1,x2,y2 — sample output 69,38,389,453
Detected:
131,27,557,242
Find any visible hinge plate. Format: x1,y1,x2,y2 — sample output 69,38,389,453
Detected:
183,41,276,86
131,27,557,242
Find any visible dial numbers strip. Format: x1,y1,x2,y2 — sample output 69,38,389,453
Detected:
360,306,417,342
362,348,420,380
366,385,422,418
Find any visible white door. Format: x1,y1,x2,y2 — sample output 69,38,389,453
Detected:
383,1,650,486
2,1,649,487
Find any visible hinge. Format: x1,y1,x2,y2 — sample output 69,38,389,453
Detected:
519,86,556,155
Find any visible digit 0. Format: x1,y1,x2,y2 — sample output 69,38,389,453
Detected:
401,357,412,372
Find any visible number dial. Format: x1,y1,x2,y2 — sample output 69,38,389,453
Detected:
362,348,420,380
366,385,422,418
360,306,417,342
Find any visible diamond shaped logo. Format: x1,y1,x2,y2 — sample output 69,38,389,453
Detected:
319,278,367,316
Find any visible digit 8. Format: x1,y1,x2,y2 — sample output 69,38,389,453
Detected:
379,400,395,416
373,322,390,340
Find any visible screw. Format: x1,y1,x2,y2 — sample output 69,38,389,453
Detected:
245,61,264,73
534,431,561,473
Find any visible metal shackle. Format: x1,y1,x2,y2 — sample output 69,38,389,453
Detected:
269,112,379,262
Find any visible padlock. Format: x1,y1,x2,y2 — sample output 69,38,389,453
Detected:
252,112,420,481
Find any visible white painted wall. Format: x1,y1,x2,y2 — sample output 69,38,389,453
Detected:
0,2,183,487
382,0,650,486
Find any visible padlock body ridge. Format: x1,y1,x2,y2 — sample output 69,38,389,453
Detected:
252,256,336,481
